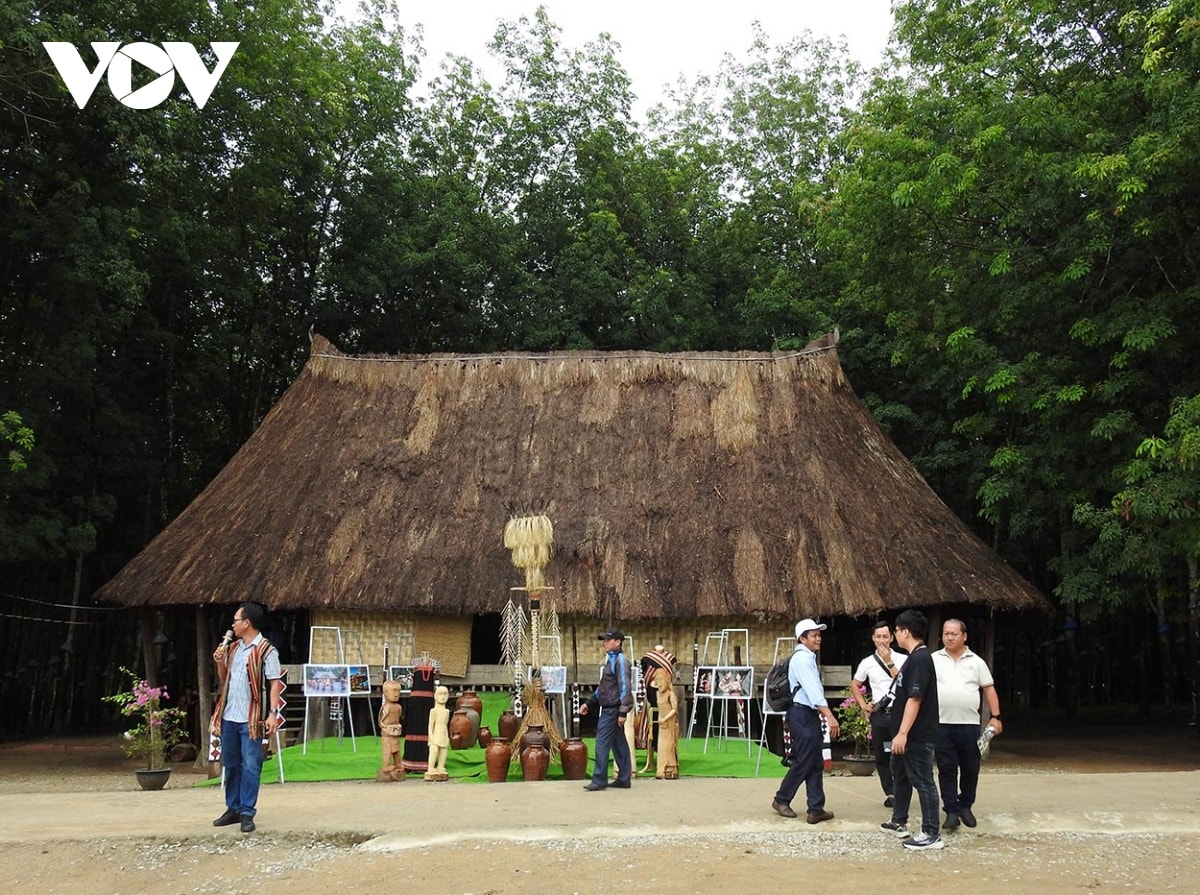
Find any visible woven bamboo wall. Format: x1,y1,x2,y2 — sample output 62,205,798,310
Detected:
561,615,792,669
309,610,471,677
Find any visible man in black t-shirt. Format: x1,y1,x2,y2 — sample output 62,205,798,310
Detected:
880,609,943,851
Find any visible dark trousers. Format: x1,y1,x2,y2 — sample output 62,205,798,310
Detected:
936,723,982,813
890,741,939,839
589,705,630,786
774,704,826,812
870,712,894,795
221,718,264,818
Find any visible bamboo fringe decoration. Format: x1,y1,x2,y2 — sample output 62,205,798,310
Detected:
500,599,526,669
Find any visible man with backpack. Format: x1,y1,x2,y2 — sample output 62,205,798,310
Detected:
771,618,840,823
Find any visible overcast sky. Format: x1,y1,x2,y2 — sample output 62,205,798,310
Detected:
339,1,896,118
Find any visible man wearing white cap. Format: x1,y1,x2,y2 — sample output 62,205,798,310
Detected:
771,618,839,823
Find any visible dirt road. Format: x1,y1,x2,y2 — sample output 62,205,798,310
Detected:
1,726,1197,895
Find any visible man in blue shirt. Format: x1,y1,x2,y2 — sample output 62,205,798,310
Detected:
580,628,634,791
771,618,840,823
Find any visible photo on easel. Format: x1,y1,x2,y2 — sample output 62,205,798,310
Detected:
696,666,753,699
540,665,568,694
303,663,350,696
347,664,371,695
388,665,415,694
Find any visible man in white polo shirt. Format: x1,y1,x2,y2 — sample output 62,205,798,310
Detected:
932,619,1003,831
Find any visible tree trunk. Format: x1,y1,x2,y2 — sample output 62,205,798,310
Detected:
1188,555,1199,734
193,608,217,775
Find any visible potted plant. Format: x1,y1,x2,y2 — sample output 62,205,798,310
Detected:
833,683,875,775
104,667,187,790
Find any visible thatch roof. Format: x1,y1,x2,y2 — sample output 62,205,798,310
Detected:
95,334,1049,619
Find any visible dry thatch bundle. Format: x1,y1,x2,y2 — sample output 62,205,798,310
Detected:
94,335,1048,620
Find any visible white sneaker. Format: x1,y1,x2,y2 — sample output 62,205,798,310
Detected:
901,832,945,850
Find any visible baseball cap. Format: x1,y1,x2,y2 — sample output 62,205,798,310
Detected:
597,629,625,641
795,618,827,638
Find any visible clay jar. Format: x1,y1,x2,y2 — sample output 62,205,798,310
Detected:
448,708,474,750
497,709,520,742
477,726,493,749
521,742,549,781
485,736,512,782
455,690,484,718
560,736,588,780
519,723,549,759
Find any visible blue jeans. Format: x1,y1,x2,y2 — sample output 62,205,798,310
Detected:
589,706,631,786
774,704,826,812
937,723,982,813
221,718,264,817
889,741,939,839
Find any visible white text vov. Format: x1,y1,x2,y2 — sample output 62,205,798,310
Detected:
42,42,239,110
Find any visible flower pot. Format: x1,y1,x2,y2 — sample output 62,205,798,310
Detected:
135,767,172,790
843,755,876,777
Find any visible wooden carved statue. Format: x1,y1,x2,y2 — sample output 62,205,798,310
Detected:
424,685,451,781
378,679,405,781
651,673,679,779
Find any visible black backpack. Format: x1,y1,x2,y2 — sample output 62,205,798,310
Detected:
765,650,800,711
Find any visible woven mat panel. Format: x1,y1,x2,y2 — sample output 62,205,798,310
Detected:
306,610,472,677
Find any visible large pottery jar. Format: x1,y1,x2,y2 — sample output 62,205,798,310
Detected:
485,737,512,782
497,709,520,742
560,737,588,780
455,690,484,719
521,742,549,781
477,726,493,749
449,707,474,750
519,724,549,759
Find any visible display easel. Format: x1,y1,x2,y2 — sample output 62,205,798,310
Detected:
687,629,752,754
303,626,357,754
342,628,376,737
686,631,727,741
755,636,794,774
538,633,568,732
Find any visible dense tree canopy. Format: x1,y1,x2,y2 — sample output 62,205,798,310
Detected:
2,0,1198,730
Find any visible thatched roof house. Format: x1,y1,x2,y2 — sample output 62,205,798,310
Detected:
97,335,1046,638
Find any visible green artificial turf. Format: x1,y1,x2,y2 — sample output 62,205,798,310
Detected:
199,689,778,785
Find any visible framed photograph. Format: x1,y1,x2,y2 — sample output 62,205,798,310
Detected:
303,663,350,697
347,664,371,695
388,665,415,694
540,665,568,694
696,666,753,700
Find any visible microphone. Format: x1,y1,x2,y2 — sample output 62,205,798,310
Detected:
220,629,235,649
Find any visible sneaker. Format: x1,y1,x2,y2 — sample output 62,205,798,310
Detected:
883,795,895,808
942,812,960,830
901,832,945,851
880,820,909,837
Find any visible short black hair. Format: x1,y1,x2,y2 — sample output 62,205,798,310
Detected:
894,609,928,641
872,620,891,633
239,601,266,630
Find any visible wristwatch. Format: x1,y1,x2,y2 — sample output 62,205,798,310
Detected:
990,714,1001,720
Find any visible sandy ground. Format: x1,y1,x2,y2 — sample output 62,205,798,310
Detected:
0,724,1198,895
